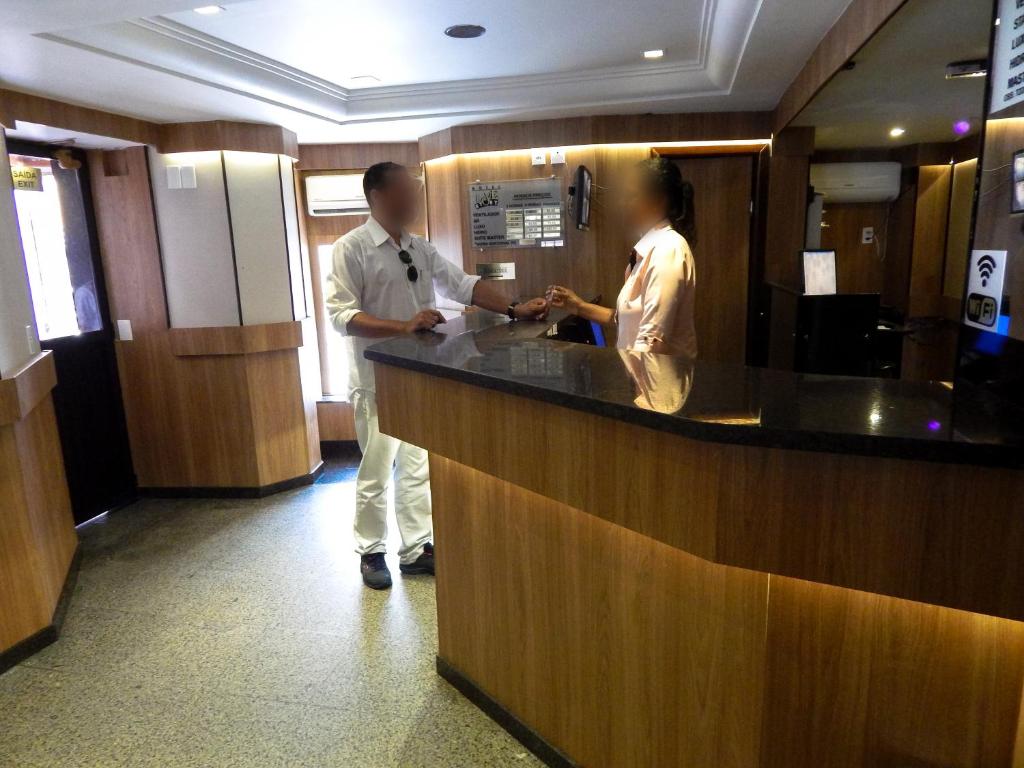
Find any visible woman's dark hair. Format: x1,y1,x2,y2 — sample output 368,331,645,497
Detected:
636,158,696,243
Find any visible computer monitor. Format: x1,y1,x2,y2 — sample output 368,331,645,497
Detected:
802,250,838,296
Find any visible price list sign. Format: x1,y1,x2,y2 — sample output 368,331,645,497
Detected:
470,179,564,249
992,0,1024,114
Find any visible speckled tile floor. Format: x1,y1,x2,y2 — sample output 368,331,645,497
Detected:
0,455,542,768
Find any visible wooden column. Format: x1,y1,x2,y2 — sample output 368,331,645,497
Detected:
88,147,321,493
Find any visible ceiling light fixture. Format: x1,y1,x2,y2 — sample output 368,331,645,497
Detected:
193,5,225,14
445,24,486,39
946,59,988,79
889,127,906,138
953,120,973,136
644,49,665,60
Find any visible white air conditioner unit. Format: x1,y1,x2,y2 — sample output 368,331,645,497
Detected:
809,162,901,204
305,173,368,217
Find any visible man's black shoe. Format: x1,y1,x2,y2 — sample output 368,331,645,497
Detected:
360,553,392,590
399,543,435,575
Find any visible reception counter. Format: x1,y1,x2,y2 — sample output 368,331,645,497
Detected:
368,312,1024,768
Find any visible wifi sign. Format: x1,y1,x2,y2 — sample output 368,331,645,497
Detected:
977,254,998,287
964,250,1007,333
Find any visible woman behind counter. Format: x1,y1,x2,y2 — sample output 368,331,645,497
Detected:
548,158,698,357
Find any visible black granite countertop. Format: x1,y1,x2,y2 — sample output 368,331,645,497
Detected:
364,311,1024,468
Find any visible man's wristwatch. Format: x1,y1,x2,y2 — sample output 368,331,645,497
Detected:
507,302,520,321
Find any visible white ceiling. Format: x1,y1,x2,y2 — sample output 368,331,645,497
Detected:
794,0,992,149
0,0,854,145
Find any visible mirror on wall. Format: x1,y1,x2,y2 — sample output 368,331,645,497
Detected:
789,0,992,382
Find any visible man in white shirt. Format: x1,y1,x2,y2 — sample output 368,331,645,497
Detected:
327,162,548,589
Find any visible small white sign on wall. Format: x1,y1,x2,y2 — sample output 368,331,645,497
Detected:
964,250,1007,332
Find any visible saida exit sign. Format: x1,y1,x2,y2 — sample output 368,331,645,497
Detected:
11,166,42,192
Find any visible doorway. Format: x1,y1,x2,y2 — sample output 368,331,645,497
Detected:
667,154,755,364
8,140,136,524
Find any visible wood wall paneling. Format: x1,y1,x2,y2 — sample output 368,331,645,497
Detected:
820,202,889,295
773,0,909,132
669,154,754,363
0,352,58,425
418,112,773,161
167,321,303,356
425,146,760,361
157,121,298,158
432,146,606,303
944,158,979,303
86,148,169,334
907,165,953,318
423,156,467,280
764,130,813,291
0,424,51,651
882,169,918,314
375,362,1024,622
113,331,318,489
0,88,159,144
246,348,318,481
0,90,301,161
317,401,357,441
296,142,420,171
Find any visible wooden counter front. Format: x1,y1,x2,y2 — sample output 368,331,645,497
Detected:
374,361,1024,768
0,353,77,664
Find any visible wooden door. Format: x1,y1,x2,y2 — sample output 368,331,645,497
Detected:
670,155,753,364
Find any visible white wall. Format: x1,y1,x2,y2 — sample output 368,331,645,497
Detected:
150,148,302,328
0,131,40,377
278,157,309,320
223,151,294,326
149,148,240,328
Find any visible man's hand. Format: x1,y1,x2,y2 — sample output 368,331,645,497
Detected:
404,309,446,333
513,297,550,321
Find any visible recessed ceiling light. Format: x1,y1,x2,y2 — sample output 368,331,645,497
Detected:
889,127,906,138
644,49,665,60
193,5,224,14
445,24,486,39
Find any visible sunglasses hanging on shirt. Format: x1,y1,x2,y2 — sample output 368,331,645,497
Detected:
398,249,419,282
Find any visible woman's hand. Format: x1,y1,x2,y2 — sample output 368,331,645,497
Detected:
546,285,583,314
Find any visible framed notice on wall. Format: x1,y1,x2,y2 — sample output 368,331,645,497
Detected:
469,178,564,249
991,0,1024,114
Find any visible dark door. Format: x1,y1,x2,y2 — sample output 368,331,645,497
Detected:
8,141,136,524
669,155,755,365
